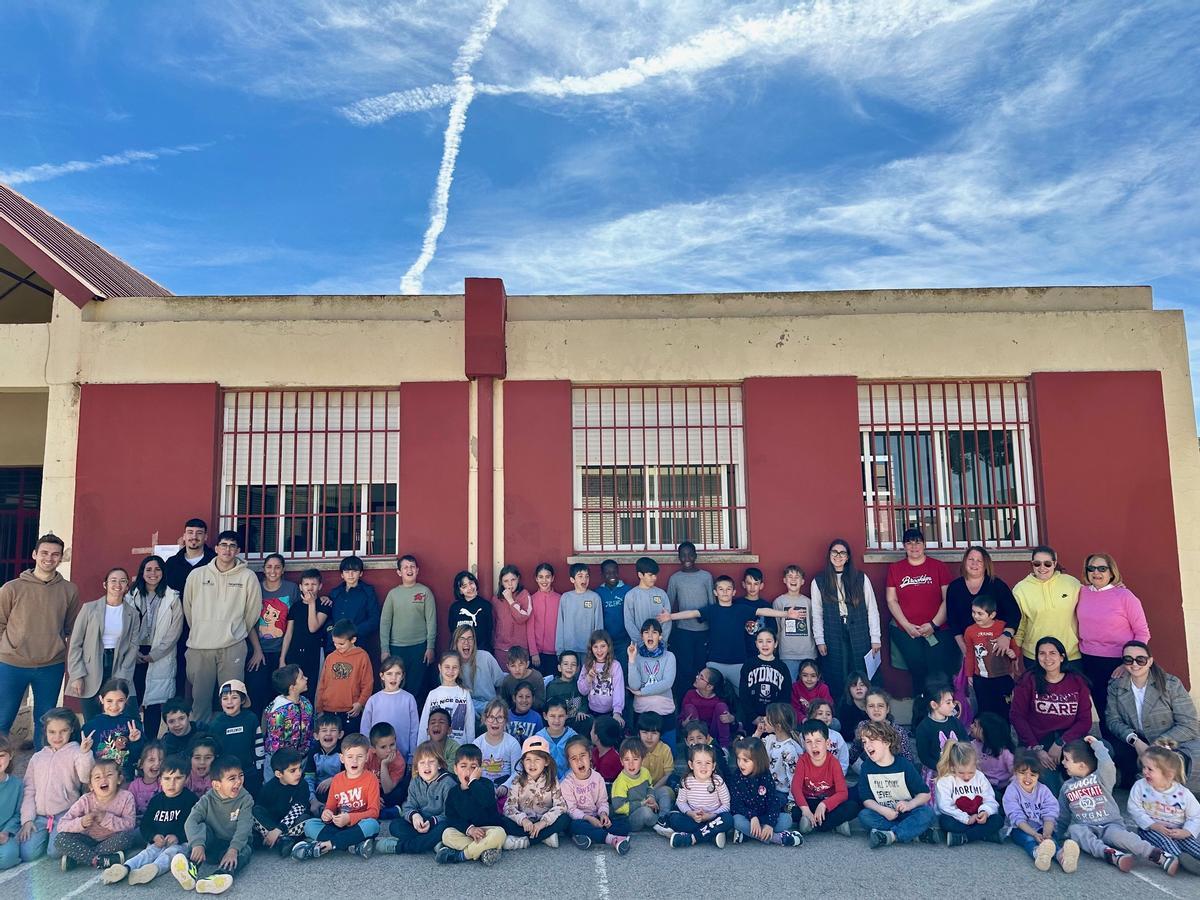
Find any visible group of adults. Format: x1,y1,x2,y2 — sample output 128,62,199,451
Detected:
0,521,1197,788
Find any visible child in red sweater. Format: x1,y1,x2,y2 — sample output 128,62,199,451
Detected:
680,668,735,747
316,621,374,736
590,716,623,783
292,733,380,859
792,720,857,836
790,659,834,723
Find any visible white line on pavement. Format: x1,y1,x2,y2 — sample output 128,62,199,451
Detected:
1130,870,1186,899
0,860,35,886
593,851,610,900
59,871,102,899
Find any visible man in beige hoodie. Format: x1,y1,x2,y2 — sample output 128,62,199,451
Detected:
182,530,263,722
0,533,81,747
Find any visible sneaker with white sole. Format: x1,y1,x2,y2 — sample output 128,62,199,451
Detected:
1058,839,1080,873
868,829,895,849
732,830,745,844
612,837,631,856
1034,839,1056,872
795,816,815,835
291,841,326,861
101,864,129,884
1104,848,1133,872
128,863,160,885
171,853,198,891
503,835,530,850
652,819,674,838
1152,850,1180,876
572,835,593,850
778,831,803,847
835,822,852,837
478,848,501,866
543,833,559,849
195,874,233,895
713,832,726,849
375,836,399,855
669,833,694,849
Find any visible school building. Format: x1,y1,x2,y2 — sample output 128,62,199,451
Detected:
2,181,1198,698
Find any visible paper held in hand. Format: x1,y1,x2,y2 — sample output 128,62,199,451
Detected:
864,648,881,680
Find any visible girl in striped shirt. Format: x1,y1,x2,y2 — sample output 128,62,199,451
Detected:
665,744,732,849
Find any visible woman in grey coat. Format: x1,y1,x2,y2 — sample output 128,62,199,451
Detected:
67,567,142,721
1107,639,1200,785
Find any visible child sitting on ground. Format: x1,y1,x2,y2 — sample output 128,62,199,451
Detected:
728,736,800,846
263,665,314,777
55,759,135,870
837,672,871,739
560,736,630,854
0,737,18,871
792,720,856,836
376,741,455,855
1059,735,1179,874
367,723,407,817
252,748,312,858
473,699,522,800
507,684,545,742
1128,746,1200,873
419,652,475,745
913,683,970,778
534,699,578,774
757,703,802,813
970,712,1015,792
669,722,732,790
502,736,569,849
665,744,732,849
101,754,197,885
436,745,506,866
611,739,660,833
316,620,373,736
209,679,264,795
579,630,625,726
128,741,163,818
186,736,219,797
590,715,623,783
933,740,1003,846
856,720,935,849
360,656,418,766
17,707,95,862
806,700,849,772
850,689,917,771
680,668,735,747
303,713,344,813
292,733,381,860
1003,749,1078,873
739,631,793,734
637,712,675,811
161,699,207,758
173,755,254,893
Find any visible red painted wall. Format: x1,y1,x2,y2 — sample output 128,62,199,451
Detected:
503,381,574,593
1031,370,1189,684
72,383,221,600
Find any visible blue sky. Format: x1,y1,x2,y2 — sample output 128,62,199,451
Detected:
3,1,1198,424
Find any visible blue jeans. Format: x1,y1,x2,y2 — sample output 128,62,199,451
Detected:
124,842,188,874
1010,828,1056,859
18,814,62,861
0,662,65,749
570,815,630,843
733,812,792,838
858,806,935,843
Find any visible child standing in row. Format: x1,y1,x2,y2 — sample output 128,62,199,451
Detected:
56,759,136,870
964,595,1016,718
263,665,314,778
493,565,535,669
561,736,630,854
529,563,560,675
623,558,671,655
419,652,475,745
556,565,603,658
933,740,1003,846
1058,736,1179,874
101,754,197,885
316,620,373,736
545,651,588,732
1003,749,1078,872
360,656,418,765
740,631,793,732
774,565,815,680
627,619,677,736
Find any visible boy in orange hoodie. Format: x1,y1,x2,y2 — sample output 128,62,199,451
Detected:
291,733,381,859
316,620,373,735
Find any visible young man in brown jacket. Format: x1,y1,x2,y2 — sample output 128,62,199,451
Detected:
0,533,81,747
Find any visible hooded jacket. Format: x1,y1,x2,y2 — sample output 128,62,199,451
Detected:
182,558,262,650
0,569,82,667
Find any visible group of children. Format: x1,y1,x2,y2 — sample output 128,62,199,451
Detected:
2,550,1198,890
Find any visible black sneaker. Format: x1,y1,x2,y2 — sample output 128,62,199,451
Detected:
277,838,296,858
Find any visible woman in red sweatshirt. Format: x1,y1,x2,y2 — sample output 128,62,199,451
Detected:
1010,636,1092,794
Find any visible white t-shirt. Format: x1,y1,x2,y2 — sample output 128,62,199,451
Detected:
102,604,124,649
1132,683,1148,731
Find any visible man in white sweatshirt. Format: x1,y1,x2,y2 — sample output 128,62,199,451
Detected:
182,531,263,722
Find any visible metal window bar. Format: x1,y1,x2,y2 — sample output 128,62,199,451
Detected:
858,380,1038,550
220,389,400,560
0,466,43,584
572,385,748,552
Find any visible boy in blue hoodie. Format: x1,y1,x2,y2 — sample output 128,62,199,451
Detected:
325,557,379,655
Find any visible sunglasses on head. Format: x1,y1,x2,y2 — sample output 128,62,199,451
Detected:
1085,565,1110,573
1031,560,1055,568
1122,655,1150,667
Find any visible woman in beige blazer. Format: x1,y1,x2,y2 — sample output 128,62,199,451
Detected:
67,567,141,721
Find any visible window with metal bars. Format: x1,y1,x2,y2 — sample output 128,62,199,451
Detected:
859,381,1038,550
572,385,748,552
220,390,400,560
0,467,42,583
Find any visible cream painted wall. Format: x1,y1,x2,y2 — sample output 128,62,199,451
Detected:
0,323,50,388
0,391,48,464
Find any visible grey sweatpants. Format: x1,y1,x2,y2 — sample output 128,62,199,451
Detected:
187,643,246,722
1067,822,1156,860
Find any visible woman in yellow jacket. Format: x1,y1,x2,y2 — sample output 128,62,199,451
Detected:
1012,545,1082,666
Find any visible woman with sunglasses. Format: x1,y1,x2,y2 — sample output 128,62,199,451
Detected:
1106,641,1200,786
1012,545,1082,668
1076,553,1150,746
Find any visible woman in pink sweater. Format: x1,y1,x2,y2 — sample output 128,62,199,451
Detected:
53,759,136,870
17,707,94,862
1075,553,1150,744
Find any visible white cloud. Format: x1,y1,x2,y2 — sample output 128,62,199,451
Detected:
0,144,206,186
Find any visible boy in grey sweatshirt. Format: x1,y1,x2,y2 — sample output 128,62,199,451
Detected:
176,756,256,892
1058,736,1178,874
556,565,603,656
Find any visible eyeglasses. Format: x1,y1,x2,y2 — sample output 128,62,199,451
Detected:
216,542,239,550
830,550,849,557
1122,655,1150,667
1031,560,1055,568
1085,565,1110,573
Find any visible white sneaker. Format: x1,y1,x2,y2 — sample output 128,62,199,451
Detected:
543,833,559,849
713,832,727,849
503,835,530,850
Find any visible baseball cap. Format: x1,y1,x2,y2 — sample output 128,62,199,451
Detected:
220,679,249,700
521,736,551,756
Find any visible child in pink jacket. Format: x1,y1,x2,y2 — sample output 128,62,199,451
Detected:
18,707,94,862
54,760,136,870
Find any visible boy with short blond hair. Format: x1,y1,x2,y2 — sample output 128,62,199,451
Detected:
292,733,381,860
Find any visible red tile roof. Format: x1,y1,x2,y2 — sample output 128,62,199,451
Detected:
0,182,170,308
